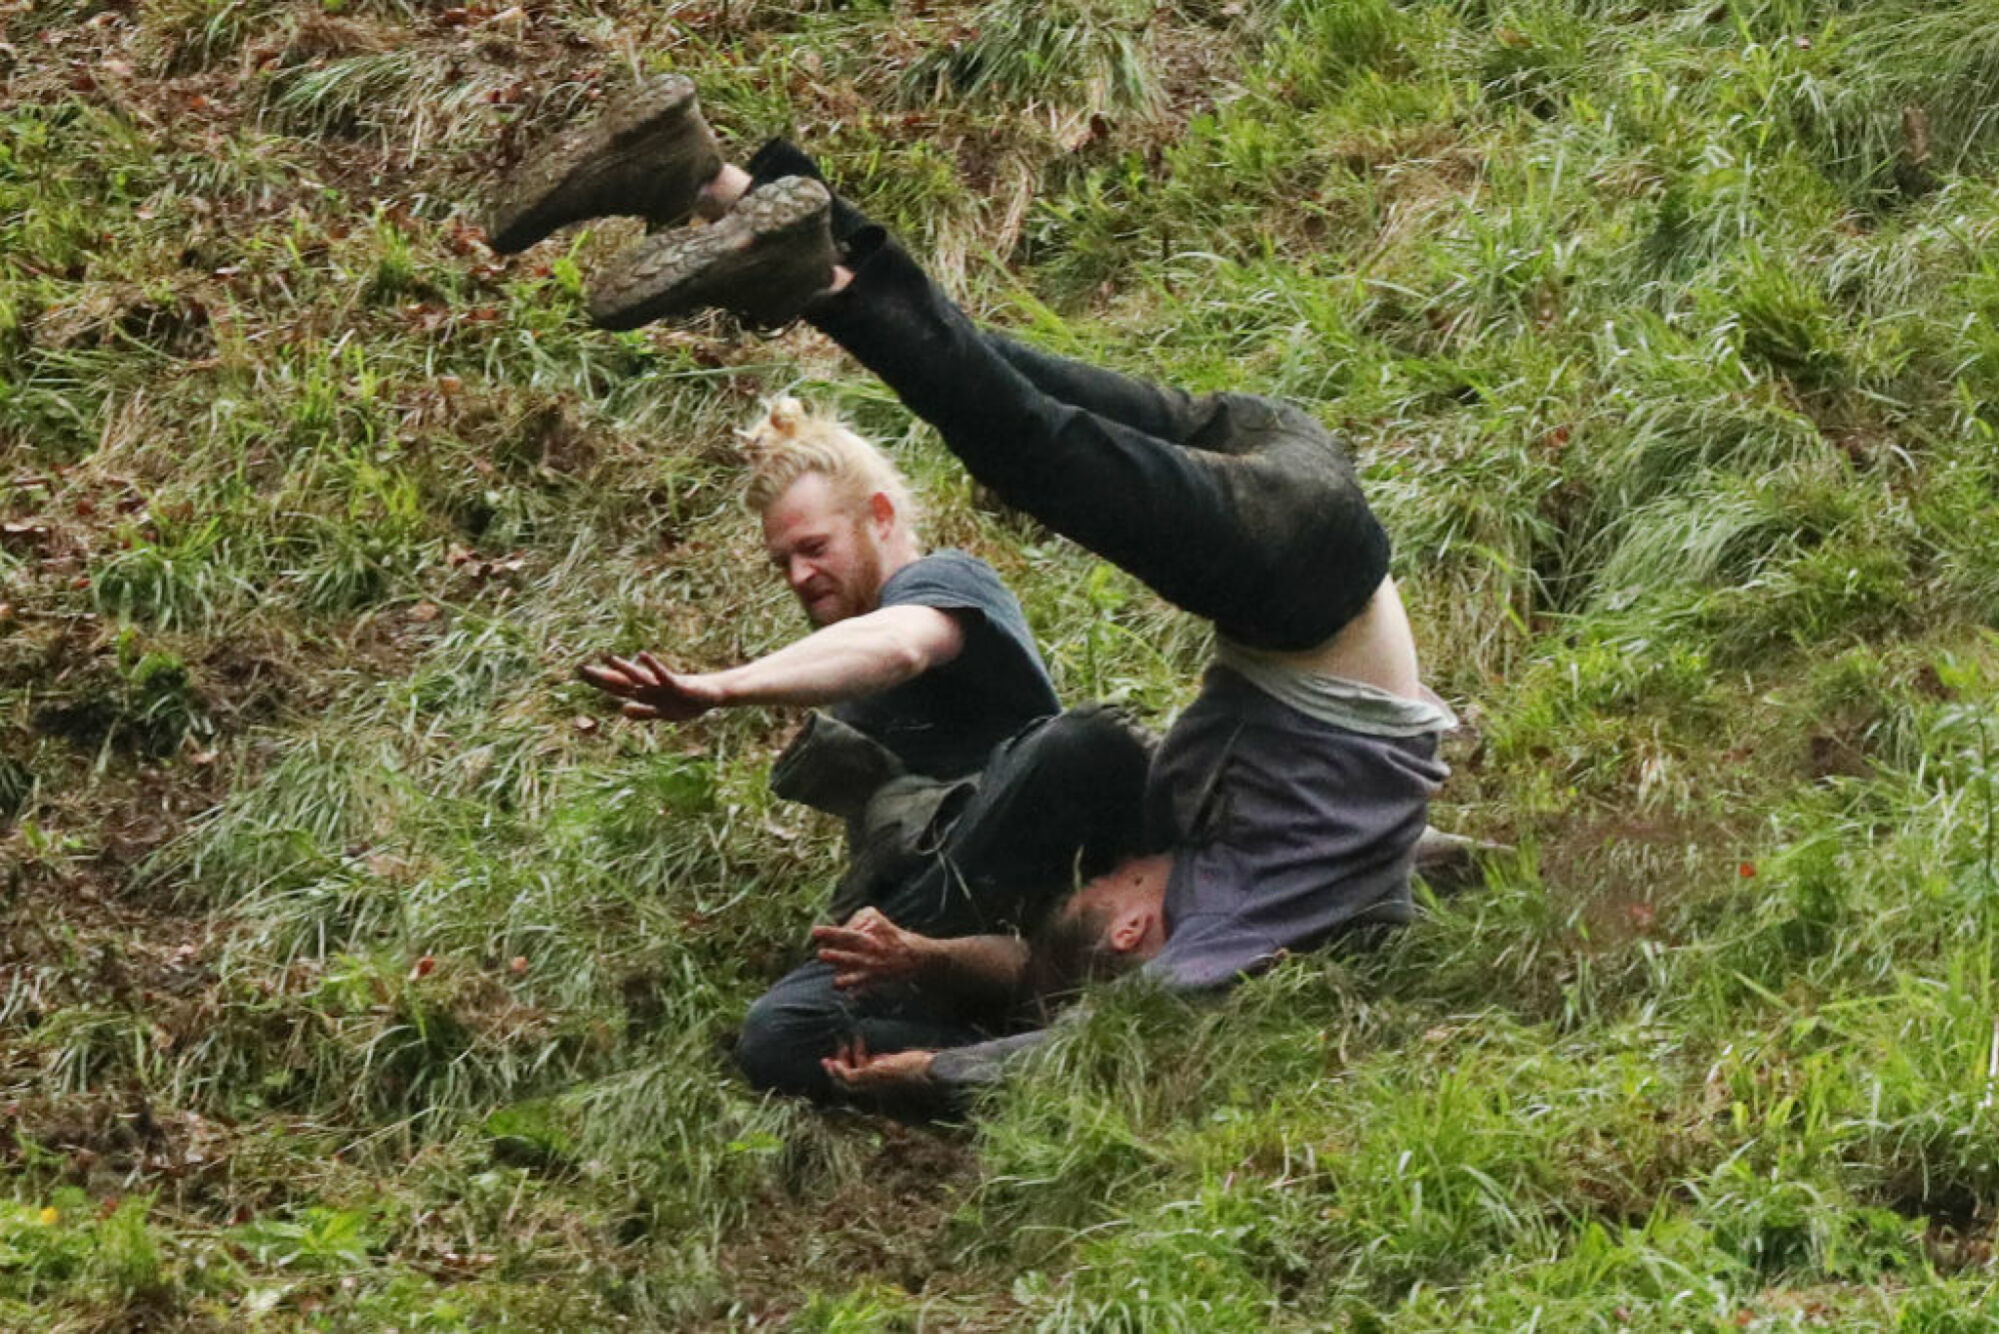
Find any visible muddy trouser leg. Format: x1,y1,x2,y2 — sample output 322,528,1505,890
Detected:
806,230,1393,650
746,142,1206,435
734,707,1151,1101
747,141,1268,443
733,959,987,1103
978,329,1216,442
746,144,1299,438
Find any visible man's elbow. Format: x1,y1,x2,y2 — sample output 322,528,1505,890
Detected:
882,636,937,682
878,610,965,681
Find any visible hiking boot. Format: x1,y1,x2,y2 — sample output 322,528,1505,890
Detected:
586,175,837,331
745,136,873,243
485,74,723,255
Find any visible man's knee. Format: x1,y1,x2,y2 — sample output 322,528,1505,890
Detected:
1186,392,1311,457
733,982,837,1097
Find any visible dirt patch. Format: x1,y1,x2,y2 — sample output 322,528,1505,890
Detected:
33,280,218,361
1538,810,1754,950
714,1119,1002,1326
1805,726,1873,782
0,841,237,1207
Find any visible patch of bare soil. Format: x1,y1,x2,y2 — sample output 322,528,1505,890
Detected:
1537,810,1755,950
0,827,235,1200
714,1119,1017,1328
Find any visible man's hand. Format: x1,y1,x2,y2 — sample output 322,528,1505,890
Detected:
822,1035,935,1092
811,907,933,992
577,651,726,722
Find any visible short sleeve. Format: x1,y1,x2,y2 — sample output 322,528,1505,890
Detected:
831,550,1059,779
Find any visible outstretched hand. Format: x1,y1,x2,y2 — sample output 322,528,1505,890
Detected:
822,1034,935,1092
577,651,725,722
811,906,931,992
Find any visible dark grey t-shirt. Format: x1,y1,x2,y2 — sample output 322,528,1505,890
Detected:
832,549,1059,780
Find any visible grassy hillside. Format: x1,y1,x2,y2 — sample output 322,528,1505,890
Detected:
8,0,1999,1326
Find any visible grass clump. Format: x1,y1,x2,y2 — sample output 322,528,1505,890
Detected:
899,0,1168,122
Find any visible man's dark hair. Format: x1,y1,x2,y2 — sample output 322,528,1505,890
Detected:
1025,895,1137,1016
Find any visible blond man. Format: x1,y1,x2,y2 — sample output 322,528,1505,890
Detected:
582,398,1151,1103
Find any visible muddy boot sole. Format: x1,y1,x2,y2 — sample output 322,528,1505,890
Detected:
486,74,722,255
587,175,836,331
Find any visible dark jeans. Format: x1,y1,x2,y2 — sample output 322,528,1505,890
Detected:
748,139,1392,652
734,705,1151,1101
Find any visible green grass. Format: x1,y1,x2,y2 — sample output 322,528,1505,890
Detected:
7,0,1999,1326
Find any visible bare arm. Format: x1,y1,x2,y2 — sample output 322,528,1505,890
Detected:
811,907,1029,1009
579,605,965,721
708,604,964,707
924,934,1032,1003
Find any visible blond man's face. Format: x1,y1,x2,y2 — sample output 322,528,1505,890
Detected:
761,471,888,627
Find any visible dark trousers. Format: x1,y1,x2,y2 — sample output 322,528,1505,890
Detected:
734,705,1151,1100
748,139,1393,652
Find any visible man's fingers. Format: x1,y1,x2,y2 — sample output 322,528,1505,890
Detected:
622,702,660,720
830,911,894,945
578,662,631,692
637,650,672,678
819,954,882,985
606,654,659,687
824,1055,865,1089
850,906,906,938
814,946,869,969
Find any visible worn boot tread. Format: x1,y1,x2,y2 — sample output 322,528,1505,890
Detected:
587,176,836,331
485,74,722,254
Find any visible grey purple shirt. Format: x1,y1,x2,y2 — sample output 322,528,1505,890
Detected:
929,662,1452,1096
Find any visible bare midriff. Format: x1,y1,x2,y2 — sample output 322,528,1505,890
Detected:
1252,575,1422,700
